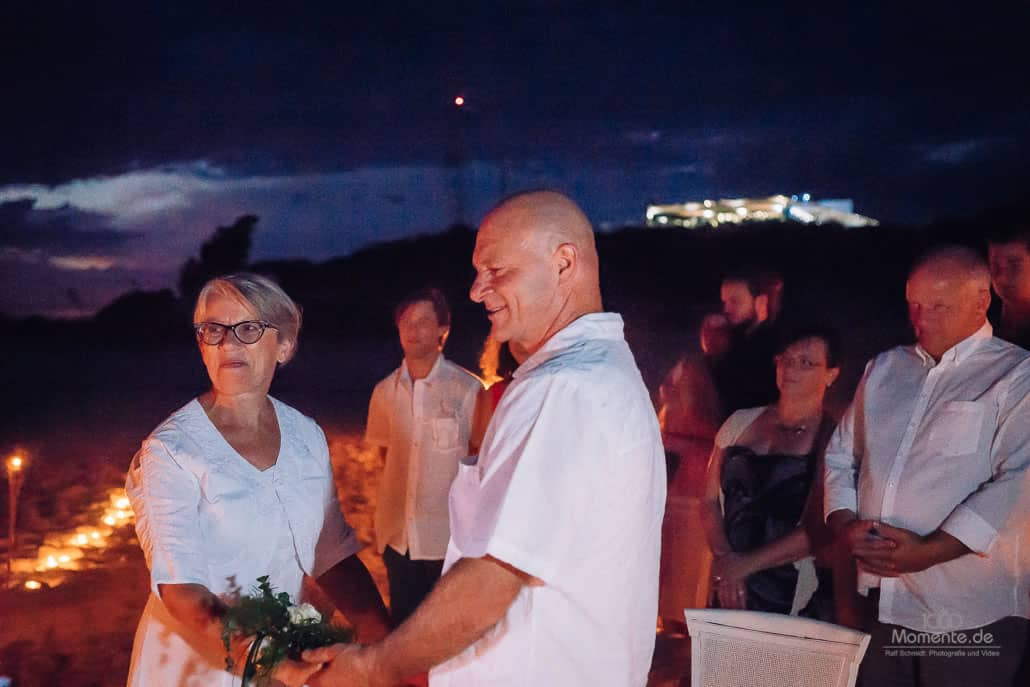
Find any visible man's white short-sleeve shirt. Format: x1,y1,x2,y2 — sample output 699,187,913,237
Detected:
430,313,667,686
366,354,482,560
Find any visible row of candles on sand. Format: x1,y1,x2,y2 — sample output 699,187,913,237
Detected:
13,488,135,591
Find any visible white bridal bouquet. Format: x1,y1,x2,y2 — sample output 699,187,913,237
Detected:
221,576,352,686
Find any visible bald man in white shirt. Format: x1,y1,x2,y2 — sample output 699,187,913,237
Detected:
306,191,666,686
825,245,1030,687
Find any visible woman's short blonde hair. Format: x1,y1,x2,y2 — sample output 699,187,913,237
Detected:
194,273,303,363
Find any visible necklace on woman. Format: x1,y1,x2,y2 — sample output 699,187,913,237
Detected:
774,421,808,436
773,409,819,436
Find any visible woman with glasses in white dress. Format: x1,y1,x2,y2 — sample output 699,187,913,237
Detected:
125,273,390,686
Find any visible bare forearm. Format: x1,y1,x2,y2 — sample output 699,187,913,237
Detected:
827,509,857,536
367,556,524,683
747,527,812,573
700,499,732,557
159,583,234,659
317,555,392,642
830,541,862,629
922,529,971,567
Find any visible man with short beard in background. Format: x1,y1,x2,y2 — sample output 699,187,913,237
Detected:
715,266,785,415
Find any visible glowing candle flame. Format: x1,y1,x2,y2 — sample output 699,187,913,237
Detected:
103,515,116,526
24,580,42,590
72,534,89,546
45,555,58,569
115,497,130,509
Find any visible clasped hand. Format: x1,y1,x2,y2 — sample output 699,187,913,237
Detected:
839,519,934,576
711,552,753,610
262,644,376,687
276,644,425,687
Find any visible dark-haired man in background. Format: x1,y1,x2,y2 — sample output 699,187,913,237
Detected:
715,267,786,415
988,220,1030,349
365,287,482,625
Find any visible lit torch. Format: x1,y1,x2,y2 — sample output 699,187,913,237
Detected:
5,451,28,579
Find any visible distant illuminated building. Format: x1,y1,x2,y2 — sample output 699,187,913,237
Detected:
645,194,879,229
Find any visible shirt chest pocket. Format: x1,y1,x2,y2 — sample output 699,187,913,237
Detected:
924,401,986,457
432,417,461,450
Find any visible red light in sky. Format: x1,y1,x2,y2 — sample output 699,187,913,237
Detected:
454,96,465,107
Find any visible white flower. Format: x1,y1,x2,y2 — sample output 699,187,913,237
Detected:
287,602,322,625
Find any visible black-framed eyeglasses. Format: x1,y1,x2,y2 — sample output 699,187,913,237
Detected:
193,320,278,345
774,354,824,370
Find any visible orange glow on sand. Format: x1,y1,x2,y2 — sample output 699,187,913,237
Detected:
9,479,133,591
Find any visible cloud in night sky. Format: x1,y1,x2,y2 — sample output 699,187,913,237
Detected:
0,156,736,317
917,138,1007,166
0,199,137,255
2,1,1028,316
0,196,146,297
0,160,648,316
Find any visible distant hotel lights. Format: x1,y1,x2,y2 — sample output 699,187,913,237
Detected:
646,194,879,229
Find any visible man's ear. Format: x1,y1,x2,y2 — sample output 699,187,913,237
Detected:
977,287,992,316
755,293,770,322
555,243,576,282
439,325,451,349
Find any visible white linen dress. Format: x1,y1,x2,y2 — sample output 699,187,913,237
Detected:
125,397,361,686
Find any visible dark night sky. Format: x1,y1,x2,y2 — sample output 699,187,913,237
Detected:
2,1,1028,316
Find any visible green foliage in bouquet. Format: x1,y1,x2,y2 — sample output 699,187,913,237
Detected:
221,575,353,686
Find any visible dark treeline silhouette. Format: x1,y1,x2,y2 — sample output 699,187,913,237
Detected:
0,213,1005,430
0,214,1003,360
178,214,258,305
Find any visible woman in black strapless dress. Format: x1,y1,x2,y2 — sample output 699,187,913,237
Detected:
701,324,848,620
718,418,836,616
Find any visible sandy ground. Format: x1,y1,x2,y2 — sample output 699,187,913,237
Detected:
0,430,689,685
